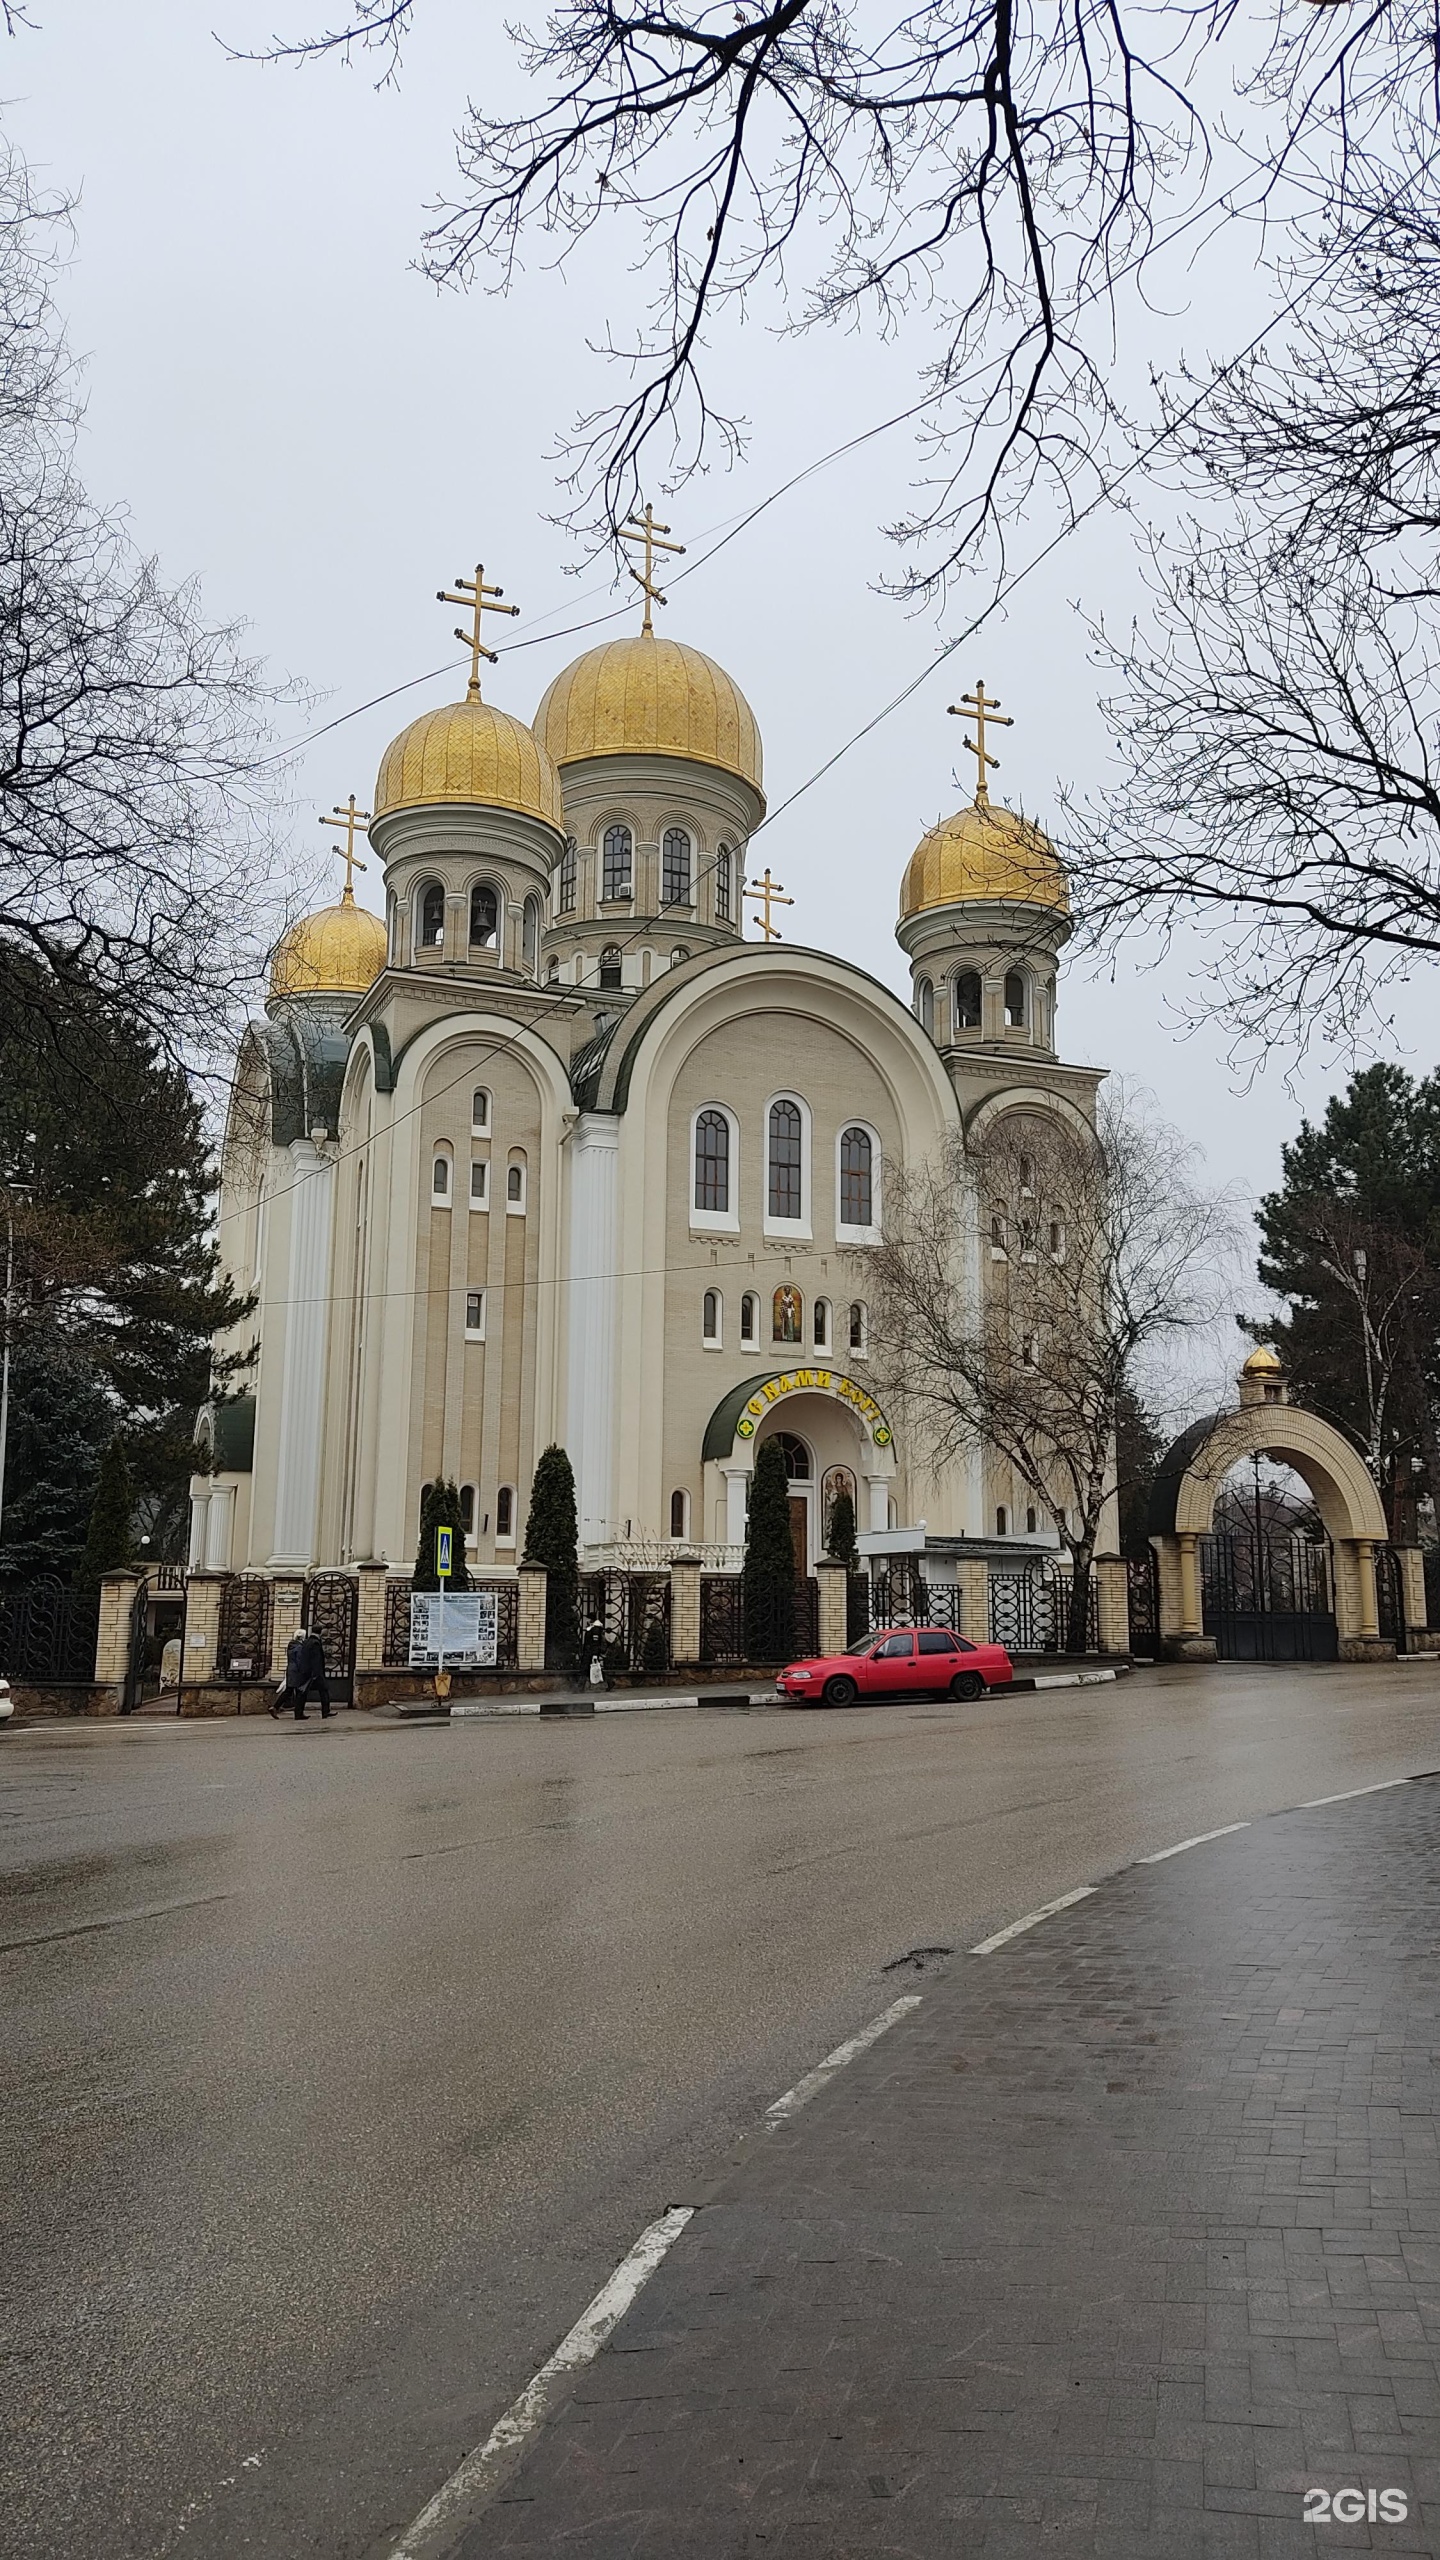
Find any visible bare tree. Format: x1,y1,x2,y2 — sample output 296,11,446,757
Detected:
862,1086,1233,1653
0,149,295,1079
253,1,1439,592
1066,175,1440,1052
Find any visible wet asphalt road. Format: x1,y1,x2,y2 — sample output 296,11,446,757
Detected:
4,1661,1439,2560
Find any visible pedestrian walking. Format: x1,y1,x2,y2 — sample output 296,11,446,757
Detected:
583,1617,609,1695
270,1625,332,1720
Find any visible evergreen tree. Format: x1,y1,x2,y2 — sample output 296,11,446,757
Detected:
1114,1382,1167,1558
825,1487,859,1570
0,1343,110,1584
521,1444,580,1666
743,1436,796,1661
75,1438,134,1589
412,1480,472,1590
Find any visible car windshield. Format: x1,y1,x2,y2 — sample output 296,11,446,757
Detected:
844,1635,886,1658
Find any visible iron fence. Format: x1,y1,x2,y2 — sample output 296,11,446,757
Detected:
1200,1533,1336,1663
860,1572,965,1636
215,1574,274,1680
988,1562,1099,1655
0,1580,101,1683
1375,1546,1408,1654
1125,1553,1160,1653
700,1573,745,1664
302,1573,359,1700
382,1574,519,1670
580,1571,672,1674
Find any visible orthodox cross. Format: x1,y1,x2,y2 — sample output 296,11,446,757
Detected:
438,562,519,698
320,794,371,899
619,503,685,635
745,867,794,941
948,680,1013,806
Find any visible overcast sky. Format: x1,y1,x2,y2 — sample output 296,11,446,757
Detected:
8,0,1434,1350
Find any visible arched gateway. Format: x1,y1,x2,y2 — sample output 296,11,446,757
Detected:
1148,1350,1392,1663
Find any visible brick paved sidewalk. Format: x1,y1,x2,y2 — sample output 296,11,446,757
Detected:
467,1778,1440,2560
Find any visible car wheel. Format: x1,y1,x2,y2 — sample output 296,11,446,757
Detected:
949,1671,983,1702
823,1674,859,1706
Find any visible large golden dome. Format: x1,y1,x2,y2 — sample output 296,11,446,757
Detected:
373,695,564,832
269,888,387,1002
899,798,1069,919
534,632,763,795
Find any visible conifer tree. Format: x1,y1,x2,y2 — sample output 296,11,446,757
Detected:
0,1346,110,1584
522,1444,580,1666
75,1438,134,1589
825,1488,858,1571
743,1436,795,1662
412,1480,472,1590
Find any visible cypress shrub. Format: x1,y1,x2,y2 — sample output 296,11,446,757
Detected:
75,1437,133,1588
743,1436,795,1661
522,1444,580,1666
413,1479,472,1590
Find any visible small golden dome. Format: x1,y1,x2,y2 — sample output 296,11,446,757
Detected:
534,632,763,795
269,888,387,1003
899,798,1069,919
1242,1345,1284,1375
374,695,564,832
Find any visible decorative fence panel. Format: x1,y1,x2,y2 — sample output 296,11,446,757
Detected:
700,1574,745,1665
0,1580,101,1683
988,1562,1099,1655
580,1571,672,1674
861,1572,965,1636
216,1575,275,1680
382,1575,519,1671
1125,1553,1160,1654
302,1573,359,1700
1375,1547,1408,1655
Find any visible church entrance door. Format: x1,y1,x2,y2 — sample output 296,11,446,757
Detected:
788,1497,809,1577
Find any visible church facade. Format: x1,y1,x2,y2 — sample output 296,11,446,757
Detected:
193,579,1108,1585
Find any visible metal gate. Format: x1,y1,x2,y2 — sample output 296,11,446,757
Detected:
302,1572,359,1704
1126,1552,1160,1654
0,1580,101,1684
1375,1547,1408,1656
988,1562,1099,1655
1201,1532,1337,1662
580,1571,672,1673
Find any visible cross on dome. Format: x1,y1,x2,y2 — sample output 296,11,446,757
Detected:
437,560,519,700
319,793,371,901
948,680,1013,807
745,866,793,941
619,503,685,635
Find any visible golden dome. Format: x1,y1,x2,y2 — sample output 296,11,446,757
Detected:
1242,1345,1284,1375
899,798,1069,919
534,632,763,795
269,888,387,1002
374,694,564,832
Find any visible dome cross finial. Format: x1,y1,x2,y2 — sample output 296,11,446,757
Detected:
745,866,793,941
437,561,519,700
947,680,1013,807
620,502,685,635
319,793,371,902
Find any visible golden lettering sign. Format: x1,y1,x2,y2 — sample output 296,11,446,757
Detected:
732,1370,891,1445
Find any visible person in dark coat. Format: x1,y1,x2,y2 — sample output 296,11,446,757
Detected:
270,1626,331,1720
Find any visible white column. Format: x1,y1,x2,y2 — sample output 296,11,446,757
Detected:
204,1483,236,1571
269,1135,336,1568
565,1113,621,1547
187,1484,210,1568
723,1463,750,1546
865,1474,890,1532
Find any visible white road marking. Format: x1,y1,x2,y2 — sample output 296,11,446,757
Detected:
764,1995,923,2127
1140,1822,1250,1863
388,2206,695,2560
1299,1778,1411,1808
968,1884,1096,1955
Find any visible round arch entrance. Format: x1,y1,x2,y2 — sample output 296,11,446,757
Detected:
700,1366,897,1562
1147,1350,1391,1663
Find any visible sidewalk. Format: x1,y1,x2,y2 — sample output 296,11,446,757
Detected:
464,1775,1440,2558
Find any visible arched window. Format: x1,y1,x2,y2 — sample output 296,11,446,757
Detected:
496,1486,515,1543
772,1284,803,1344
848,1300,867,1354
767,1097,803,1222
1004,969,1027,1026
469,1158,489,1207
740,1291,760,1349
557,840,577,914
418,1480,433,1529
996,1506,1008,1535
469,883,499,950
460,1483,476,1536
471,1087,490,1132
702,1289,721,1346
598,945,622,991
506,1154,526,1212
1026,1505,1037,1534
838,1126,874,1231
813,1296,830,1349
547,953,561,982
662,828,692,908
601,824,632,900
772,1430,810,1478
670,945,690,968
669,1488,689,1539
419,881,446,948
955,968,982,1029
431,1147,452,1204
714,845,733,922
917,976,934,1035
694,1109,730,1215
523,896,541,975
990,1213,1007,1254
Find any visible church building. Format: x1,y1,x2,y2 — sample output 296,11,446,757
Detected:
193,543,1108,1583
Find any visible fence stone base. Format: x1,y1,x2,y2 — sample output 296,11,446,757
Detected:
8,1681,122,1720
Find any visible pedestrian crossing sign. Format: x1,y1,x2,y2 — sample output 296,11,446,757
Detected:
436,1525,453,1579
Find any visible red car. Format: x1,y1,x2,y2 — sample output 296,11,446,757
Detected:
776,1625,1014,1707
